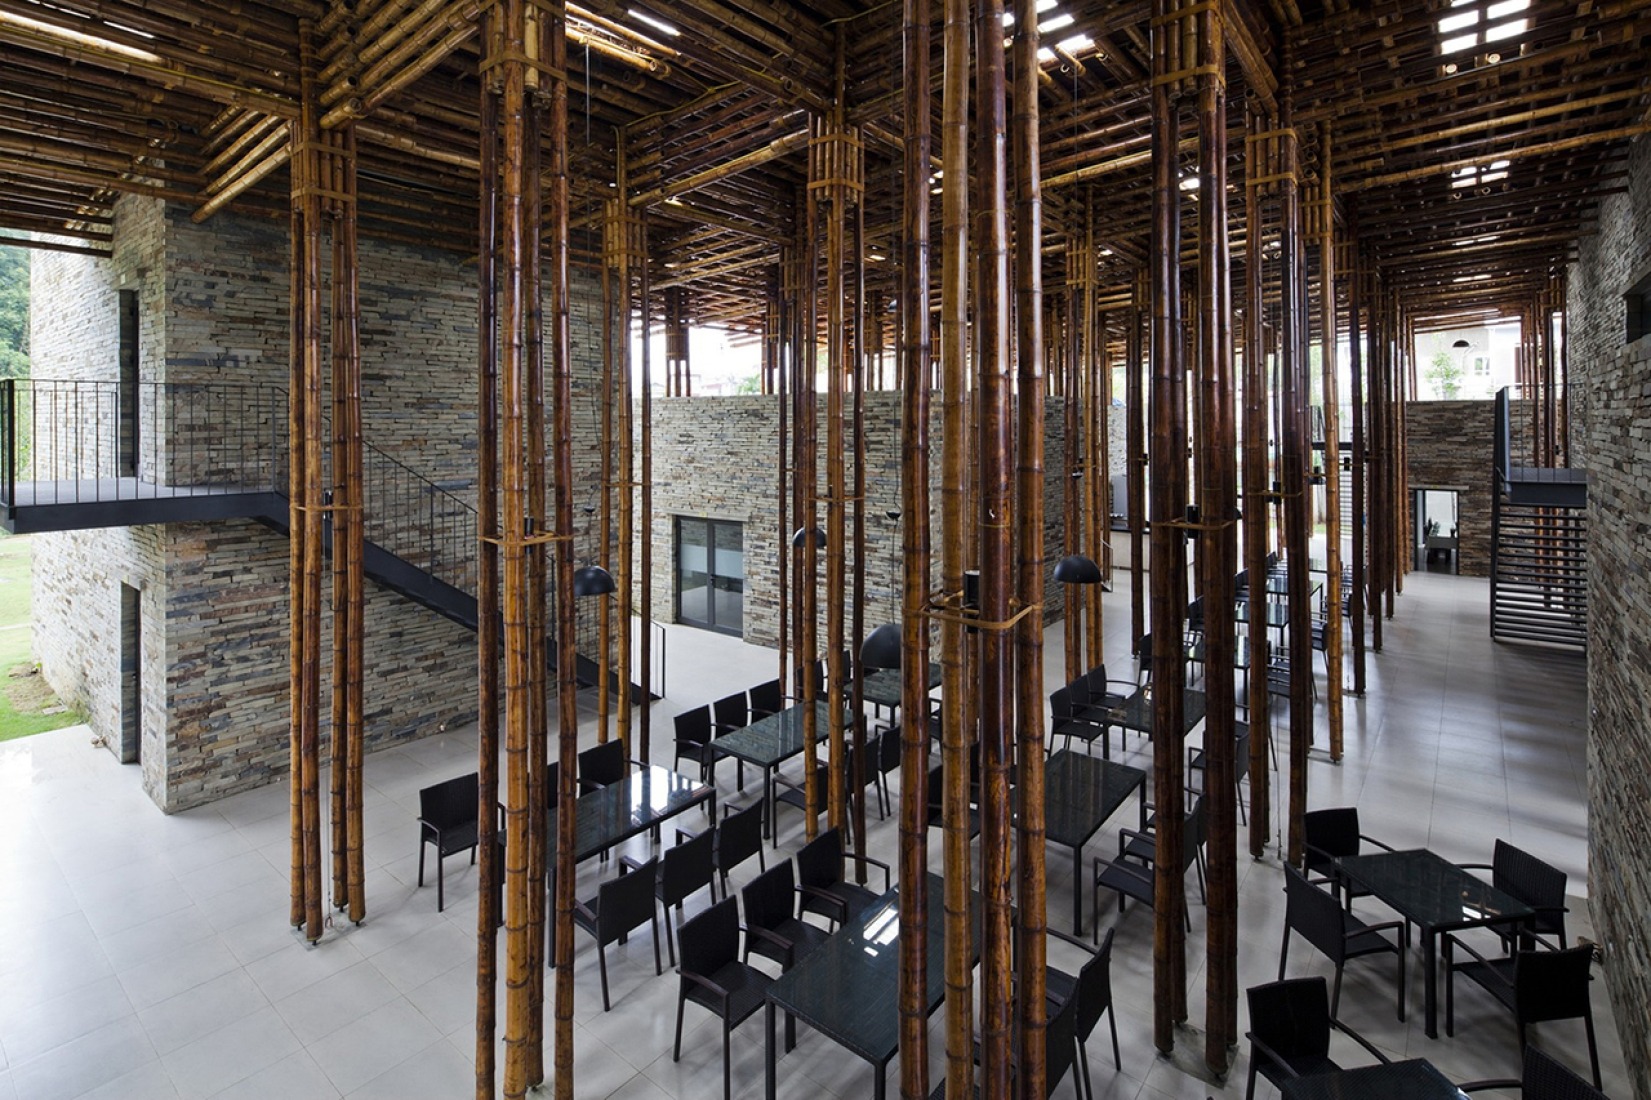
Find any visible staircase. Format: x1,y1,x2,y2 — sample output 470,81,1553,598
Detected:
0,378,633,691
1491,387,1588,649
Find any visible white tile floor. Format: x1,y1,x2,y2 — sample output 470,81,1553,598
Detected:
0,572,1627,1099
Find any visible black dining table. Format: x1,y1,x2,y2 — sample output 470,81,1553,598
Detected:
859,663,943,722
764,872,974,1100
1280,1058,1468,1100
712,700,836,840
1090,685,1207,742
1337,848,1533,1038
1044,749,1148,935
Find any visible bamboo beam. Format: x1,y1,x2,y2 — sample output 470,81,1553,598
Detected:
629,129,809,208
1349,123,1651,192
896,0,932,1084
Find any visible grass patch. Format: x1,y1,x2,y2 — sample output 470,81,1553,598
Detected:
0,533,83,742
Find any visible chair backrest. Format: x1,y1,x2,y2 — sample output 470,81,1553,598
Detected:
716,799,764,876
1284,864,1352,964
741,859,796,932
1493,839,1568,937
579,739,626,788
1184,796,1208,867
796,827,845,892
713,692,747,734
1514,944,1594,1025
1246,977,1333,1066
674,705,712,748
678,896,740,980
877,724,903,775
1521,1044,1608,1100
749,679,783,719
1186,597,1205,632
419,773,479,829
661,828,716,908
1135,633,1153,684
599,856,660,942
1232,722,1251,765
1302,807,1361,876
1075,926,1116,1044
543,761,561,810
1044,975,1079,1098
1050,685,1075,722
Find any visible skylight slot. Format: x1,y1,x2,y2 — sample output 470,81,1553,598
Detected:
1039,13,1075,32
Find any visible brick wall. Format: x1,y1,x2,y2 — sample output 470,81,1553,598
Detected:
1567,133,1651,1100
1404,400,1493,577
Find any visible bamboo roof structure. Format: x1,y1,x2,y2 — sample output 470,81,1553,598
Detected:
2,0,1647,327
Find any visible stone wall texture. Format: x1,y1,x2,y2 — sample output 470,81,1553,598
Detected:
1567,133,1651,1100
30,199,603,812
1404,400,1493,577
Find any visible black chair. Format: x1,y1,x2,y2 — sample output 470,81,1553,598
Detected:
572,856,663,1011
629,828,715,967
1302,806,1394,916
417,772,480,912
1244,976,1390,1100
740,859,829,970
1047,926,1120,1100
707,798,766,897
1093,797,1205,936
711,692,749,790
1188,721,1252,824
673,897,774,1100
925,764,982,839
930,980,1080,1100
1458,839,1569,951
1050,685,1110,757
672,705,718,785
1278,864,1406,1020
748,678,783,721
1461,1045,1612,1100
796,826,891,929
578,739,627,793
872,723,903,818
1445,936,1601,1089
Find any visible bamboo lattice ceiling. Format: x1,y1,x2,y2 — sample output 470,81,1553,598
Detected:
1,0,1646,332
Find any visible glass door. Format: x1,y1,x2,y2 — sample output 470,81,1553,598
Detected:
676,518,744,635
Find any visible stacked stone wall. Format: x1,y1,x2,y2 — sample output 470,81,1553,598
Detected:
1403,399,1494,577
1567,133,1651,1100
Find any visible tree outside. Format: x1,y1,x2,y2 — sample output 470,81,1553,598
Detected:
1424,349,1464,400
0,245,27,380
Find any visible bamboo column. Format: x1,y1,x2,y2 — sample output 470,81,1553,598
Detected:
1012,0,1049,1087
1278,72,1312,869
289,19,327,947
938,0,974,1085
896,0,933,1086
1082,206,1105,669
1192,0,1238,1068
1148,0,1189,1052
639,207,654,766
608,139,638,767
776,252,791,702
1063,238,1087,684
595,198,614,748
850,190,870,872
1241,101,1272,859
1314,122,1346,763
1366,279,1385,653
1128,271,1146,652
796,174,821,840
1346,234,1367,696
544,4,580,1093
474,17,502,1092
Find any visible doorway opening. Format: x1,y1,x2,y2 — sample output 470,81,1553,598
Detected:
120,582,141,763
1414,489,1460,574
118,289,139,477
676,517,744,636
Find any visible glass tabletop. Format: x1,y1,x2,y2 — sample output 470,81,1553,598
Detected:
1338,849,1534,932
1234,598,1291,627
1091,686,1206,737
714,701,835,768
1281,1058,1467,1100
555,765,713,861
1043,750,1147,848
767,872,969,1064
860,664,943,709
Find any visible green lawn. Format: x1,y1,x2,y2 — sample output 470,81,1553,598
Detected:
0,533,83,742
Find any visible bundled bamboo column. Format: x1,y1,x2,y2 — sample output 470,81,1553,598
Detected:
896,0,933,1087
474,18,501,1091
1313,123,1346,763
288,19,327,947
1192,0,1239,1068
938,0,974,1085
795,173,821,840
606,139,640,765
776,251,792,699
1277,74,1312,870
1128,271,1147,651
1063,238,1087,685
327,122,367,927
1346,233,1367,696
1148,0,1189,1053
1241,102,1272,859
1012,0,1049,1087
850,194,870,872
639,208,654,766
1082,206,1105,669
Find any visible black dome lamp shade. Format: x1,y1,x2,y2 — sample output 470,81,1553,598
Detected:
859,622,904,671
572,564,617,596
1053,554,1104,585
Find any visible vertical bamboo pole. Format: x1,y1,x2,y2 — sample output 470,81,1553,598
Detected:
939,0,974,1084
1129,271,1146,652
1194,0,1238,1067
497,0,535,1091
1242,103,1272,859
1063,241,1084,685
850,183,870,873
896,0,932,1086
1278,74,1312,870
1366,280,1385,653
1316,122,1345,762
820,51,850,837
1012,0,1048,1086
1148,0,1188,1051
596,220,614,746
474,20,502,1091
287,35,310,938
1082,207,1105,669
611,143,636,766
291,19,326,946
798,168,821,838
1346,234,1367,696
777,255,790,701
639,208,654,766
